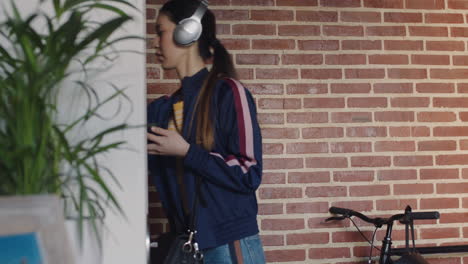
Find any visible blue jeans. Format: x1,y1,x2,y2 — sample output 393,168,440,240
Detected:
202,234,266,264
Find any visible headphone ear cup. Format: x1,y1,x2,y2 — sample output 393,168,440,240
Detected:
173,18,202,46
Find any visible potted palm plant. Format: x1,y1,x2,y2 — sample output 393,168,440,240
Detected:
0,0,138,248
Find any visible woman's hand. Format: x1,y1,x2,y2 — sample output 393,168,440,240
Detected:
147,127,190,157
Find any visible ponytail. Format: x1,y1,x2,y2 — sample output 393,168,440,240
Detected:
192,39,237,150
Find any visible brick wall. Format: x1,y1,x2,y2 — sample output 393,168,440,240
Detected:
146,0,468,263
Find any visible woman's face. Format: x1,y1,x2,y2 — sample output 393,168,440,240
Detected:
153,13,188,70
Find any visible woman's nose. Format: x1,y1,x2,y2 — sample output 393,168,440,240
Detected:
152,37,159,49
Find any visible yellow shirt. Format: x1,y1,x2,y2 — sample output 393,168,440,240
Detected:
168,101,183,133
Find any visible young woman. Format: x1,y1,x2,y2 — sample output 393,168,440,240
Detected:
147,0,266,263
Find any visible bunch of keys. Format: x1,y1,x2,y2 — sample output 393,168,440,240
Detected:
182,230,204,261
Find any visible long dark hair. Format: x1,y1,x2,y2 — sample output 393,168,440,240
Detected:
160,0,237,150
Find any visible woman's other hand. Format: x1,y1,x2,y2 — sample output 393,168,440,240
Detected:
147,127,190,157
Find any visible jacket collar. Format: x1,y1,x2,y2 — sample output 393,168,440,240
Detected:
181,68,209,97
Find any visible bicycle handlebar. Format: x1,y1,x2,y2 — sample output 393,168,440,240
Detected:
329,206,439,226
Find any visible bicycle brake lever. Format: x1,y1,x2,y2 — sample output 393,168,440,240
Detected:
325,216,347,222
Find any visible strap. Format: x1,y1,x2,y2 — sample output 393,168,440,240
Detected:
228,240,244,264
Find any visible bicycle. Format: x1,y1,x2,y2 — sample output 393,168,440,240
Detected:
326,206,468,264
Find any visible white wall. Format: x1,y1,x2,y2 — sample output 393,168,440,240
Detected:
0,1,148,263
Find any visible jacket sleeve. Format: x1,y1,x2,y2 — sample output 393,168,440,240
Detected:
183,78,263,193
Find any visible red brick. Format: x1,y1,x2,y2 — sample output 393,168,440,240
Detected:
410,26,449,37
259,187,302,199
237,68,254,80
236,54,279,65
287,112,328,123
434,97,468,107
277,0,317,5
420,169,458,180
341,11,381,22
448,0,468,9
394,183,434,195
421,198,459,209
333,231,375,243
257,68,298,79
432,69,468,79
364,0,403,8
260,235,284,246
303,127,344,138
461,83,468,93
342,40,382,50
306,157,348,168
250,10,294,21
247,83,284,95
288,172,330,183
263,158,303,169
333,171,374,182
252,39,295,50
263,143,283,155
282,54,322,65
331,83,371,94
451,27,468,37
286,142,328,154
384,12,422,23
265,249,305,262
323,26,364,36
346,69,385,79
147,67,160,79
378,169,417,181
367,26,406,36
369,54,408,64
351,156,391,167
453,55,468,65
326,54,366,65
262,172,286,184
374,83,413,93
297,11,338,22
416,83,455,93
330,142,372,153
375,111,414,122
304,98,345,108
258,203,283,215
349,185,390,197
261,219,304,230
391,97,429,107
231,0,274,5
348,97,387,108
388,68,427,79
376,199,418,211
278,25,320,36
460,140,468,150
418,140,457,151
412,55,450,65
257,113,284,125
217,24,231,35
420,228,459,240
439,213,468,224
389,126,430,137
302,69,342,79
347,126,387,137
220,38,250,50
437,155,468,165
287,232,329,245
309,247,351,259
287,83,328,94
331,112,372,123
385,40,423,50
258,98,301,109
299,40,339,50
331,200,374,213
212,10,249,20
427,41,465,51
375,141,415,152
321,0,360,7
394,155,433,166
406,0,445,9
305,186,347,197
434,126,468,136
286,202,329,214
426,13,464,23
460,112,468,121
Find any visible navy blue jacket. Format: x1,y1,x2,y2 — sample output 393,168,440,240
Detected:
147,68,263,250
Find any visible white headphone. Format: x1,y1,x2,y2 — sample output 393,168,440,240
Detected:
173,0,209,46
